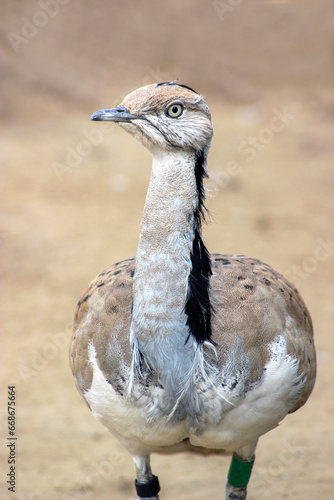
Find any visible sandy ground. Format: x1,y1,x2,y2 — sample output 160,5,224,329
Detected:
1,2,334,499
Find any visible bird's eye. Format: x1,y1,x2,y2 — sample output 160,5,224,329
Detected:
166,103,184,118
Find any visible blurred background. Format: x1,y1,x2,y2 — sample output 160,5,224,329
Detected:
1,1,334,499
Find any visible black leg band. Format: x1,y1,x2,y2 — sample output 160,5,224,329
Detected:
135,475,160,498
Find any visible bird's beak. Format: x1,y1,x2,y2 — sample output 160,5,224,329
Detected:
90,106,141,122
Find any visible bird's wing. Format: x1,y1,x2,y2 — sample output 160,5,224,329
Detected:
209,253,316,413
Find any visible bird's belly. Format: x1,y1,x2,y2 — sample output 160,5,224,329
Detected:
189,348,304,451
84,343,189,454
83,337,303,454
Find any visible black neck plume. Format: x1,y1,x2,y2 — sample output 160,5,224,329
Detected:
185,150,213,344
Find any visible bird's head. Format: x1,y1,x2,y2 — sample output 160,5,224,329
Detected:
91,82,213,153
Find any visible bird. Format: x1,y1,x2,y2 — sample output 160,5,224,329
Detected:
70,81,316,500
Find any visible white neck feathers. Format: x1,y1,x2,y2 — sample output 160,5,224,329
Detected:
131,149,199,343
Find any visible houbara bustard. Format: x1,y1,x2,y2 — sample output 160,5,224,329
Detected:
70,82,316,500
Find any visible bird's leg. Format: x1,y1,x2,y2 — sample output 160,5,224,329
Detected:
133,455,160,500
225,440,258,500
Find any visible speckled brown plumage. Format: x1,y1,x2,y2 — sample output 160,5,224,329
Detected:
70,254,315,412
71,258,135,399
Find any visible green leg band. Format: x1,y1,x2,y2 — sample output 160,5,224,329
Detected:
227,452,255,488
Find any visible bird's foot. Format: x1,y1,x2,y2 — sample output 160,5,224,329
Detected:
135,474,160,500
226,482,247,500
138,497,159,500
129,497,159,500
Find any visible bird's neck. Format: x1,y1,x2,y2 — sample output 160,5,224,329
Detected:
131,147,212,349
